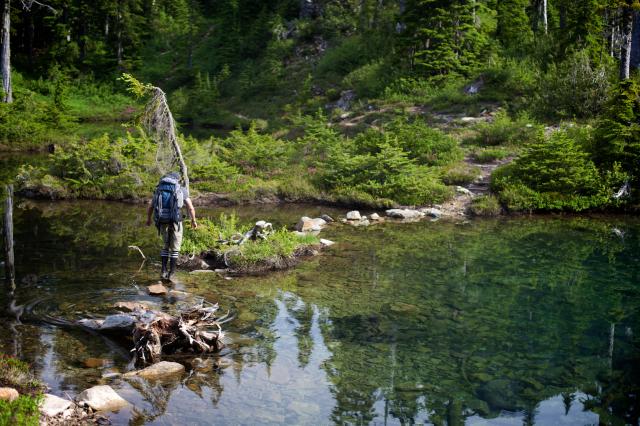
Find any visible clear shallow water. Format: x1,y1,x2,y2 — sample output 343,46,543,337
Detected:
0,199,639,425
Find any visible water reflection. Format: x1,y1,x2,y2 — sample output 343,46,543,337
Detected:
1,200,639,425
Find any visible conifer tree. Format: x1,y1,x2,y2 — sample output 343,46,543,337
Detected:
496,0,533,51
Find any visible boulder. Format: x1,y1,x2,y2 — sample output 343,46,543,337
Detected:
147,283,168,296
420,208,442,218
0,387,18,402
100,314,135,332
385,209,425,220
41,394,72,417
370,213,381,221
77,385,128,412
346,211,361,220
124,361,185,380
296,217,327,232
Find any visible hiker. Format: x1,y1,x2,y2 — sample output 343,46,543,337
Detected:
146,172,198,279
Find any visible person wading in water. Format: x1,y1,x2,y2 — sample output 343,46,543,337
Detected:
146,172,198,280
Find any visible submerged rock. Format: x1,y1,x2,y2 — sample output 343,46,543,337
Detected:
385,209,425,219
100,314,135,332
0,387,18,402
41,394,72,417
124,361,185,380
420,207,443,218
113,301,151,312
147,283,168,296
77,318,104,330
77,385,128,412
83,358,110,368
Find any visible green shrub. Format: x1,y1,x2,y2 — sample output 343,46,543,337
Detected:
343,61,391,98
534,50,611,120
382,119,463,166
470,111,543,147
492,132,618,211
0,354,45,426
593,80,640,199
442,164,480,185
317,35,375,77
468,195,502,216
472,147,510,163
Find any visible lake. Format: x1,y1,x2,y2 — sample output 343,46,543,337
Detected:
1,198,639,425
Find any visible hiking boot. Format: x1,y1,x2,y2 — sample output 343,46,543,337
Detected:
168,258,177,280
161,256,169,279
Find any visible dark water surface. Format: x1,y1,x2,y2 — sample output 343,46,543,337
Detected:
0,199,639,425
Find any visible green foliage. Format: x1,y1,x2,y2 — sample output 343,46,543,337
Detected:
492,132,620,211
469,112,543,147
442,164,481,186
0,354,44,426
468,195,502,216
496,0,533,52
17,132,156,199
534,50,611,119
314,129,453,206
594,80,640,198
472,147,510,163
181,214,320,269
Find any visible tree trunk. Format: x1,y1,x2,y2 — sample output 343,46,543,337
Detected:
4,184,15,288
542,0,548,34
631,11,640,69
621,7,633,80
1,0,12,103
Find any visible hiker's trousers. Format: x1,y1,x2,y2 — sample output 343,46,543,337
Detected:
160,222,183,259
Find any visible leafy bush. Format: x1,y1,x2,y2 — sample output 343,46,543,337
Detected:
343,61,391,98
470,111,543,147
534,50,610,120
492,132,620,211
382,119,463,166
472,147,510,163
442,164,480,185
0,354,45,426
220,124,292,177
593,80,640,199
468,195,502,216
181,214,320,269
316,136,452,206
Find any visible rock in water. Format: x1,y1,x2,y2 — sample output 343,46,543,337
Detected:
77,318,104,330
77,385,128,412
83,358,110,368
346,211,361,220
320,214,334,223
0,387,19,402
296,217,327,232
113,301,151,312
385,209,425,219
420,207,442,218
41,394,72,417
124,361,185,380
320,239,335,247
100,314,136,332
147,283,168,296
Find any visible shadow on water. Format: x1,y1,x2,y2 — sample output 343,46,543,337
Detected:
0,197,639,425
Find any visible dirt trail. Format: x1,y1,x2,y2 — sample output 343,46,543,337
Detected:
438,155,514,217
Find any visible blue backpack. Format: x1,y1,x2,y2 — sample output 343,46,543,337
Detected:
152,175,184,226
